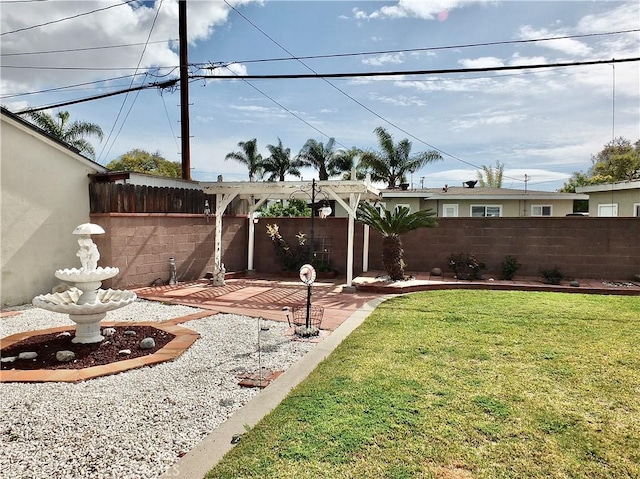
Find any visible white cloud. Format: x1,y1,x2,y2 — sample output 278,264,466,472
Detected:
207,63,248,77
369,93,427,107
576,2,640,33
362,53,405,66
518,26,592,56
458,57,505,69
353,0,474,21
450,112,526,131
0,0,258,101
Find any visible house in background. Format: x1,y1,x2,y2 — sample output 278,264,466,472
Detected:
376,185,587,217
1,107,107,306
576,180,640,217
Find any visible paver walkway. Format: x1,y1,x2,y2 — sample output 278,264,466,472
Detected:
133,272,639,331
133,276,384,331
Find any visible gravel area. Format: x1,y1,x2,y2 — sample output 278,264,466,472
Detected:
1,300,318,479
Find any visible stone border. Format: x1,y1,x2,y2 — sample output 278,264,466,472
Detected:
0,311,212,383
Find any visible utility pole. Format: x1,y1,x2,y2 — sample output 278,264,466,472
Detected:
179,0,191,180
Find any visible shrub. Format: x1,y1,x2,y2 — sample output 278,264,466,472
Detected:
448,253,485,280
540,266,563,285
501,255,521,280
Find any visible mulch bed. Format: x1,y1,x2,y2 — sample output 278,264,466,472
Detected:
1,326,175,371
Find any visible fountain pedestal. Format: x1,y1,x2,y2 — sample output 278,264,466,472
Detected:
69,312,107,343
32,223,136,344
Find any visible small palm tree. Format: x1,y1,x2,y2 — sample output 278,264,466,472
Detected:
263,138,303,181
359,126,442,189
296,138,353,180
22,110,103,159
225,139,263,182
357,202,437,281
477,161,505,188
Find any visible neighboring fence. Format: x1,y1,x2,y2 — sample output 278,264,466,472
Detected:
89,182,215,214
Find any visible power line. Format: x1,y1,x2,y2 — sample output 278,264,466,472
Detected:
0,39,178,57
0,64,178,71
195,57,638,80
15,79,179,114
98,0,166,163
214,28,640,67
0,74,144,100
1,0,139,36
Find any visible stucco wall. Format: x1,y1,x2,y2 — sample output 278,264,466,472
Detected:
1,114,103,306
587,189,640,217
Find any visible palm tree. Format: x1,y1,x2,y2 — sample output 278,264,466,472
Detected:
356,202,437,281
296,138,353,180
359,126,442,189
224,139,263,182
262,138,303,181
22,110,103,159
477,161,505,187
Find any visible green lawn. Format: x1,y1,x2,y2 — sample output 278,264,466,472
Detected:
206,291,640,479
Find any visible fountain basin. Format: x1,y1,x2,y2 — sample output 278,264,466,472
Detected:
32,289,137,343
33,288,137,314
55,266,119,283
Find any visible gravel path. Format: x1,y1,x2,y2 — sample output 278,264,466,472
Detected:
1,300,318,479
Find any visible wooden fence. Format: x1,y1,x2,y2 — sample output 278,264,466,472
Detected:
89,182,216,214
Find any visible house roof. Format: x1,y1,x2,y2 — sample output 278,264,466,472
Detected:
1,107,107,173
575,180,640,193
381,186,588,201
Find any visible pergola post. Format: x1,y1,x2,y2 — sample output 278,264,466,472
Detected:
247,195,268,271
214,192,238,272
363,224,370,272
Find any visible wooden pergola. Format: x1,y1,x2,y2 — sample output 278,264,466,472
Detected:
200,180,381,288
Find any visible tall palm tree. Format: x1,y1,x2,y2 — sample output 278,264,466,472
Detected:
477,160,505,187
296,138,353,180
359,126,442,189
22,110,103,159
224,138,263,182
357,202,437,281
262,138,303,181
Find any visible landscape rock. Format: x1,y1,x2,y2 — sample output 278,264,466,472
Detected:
18,352,37,360
118,349,132,356
570,280,580,287
56,331,72,338
124,330,137,336
430,267,442,276
139,337,156,350
102,328,116,337
1,356,17,363
56,350,76,363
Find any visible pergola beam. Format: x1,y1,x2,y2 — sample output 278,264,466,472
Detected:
201,180,380,288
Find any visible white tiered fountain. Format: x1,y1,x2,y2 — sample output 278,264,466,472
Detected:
32,223,137,344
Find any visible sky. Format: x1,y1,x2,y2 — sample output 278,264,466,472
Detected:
1,0,639,191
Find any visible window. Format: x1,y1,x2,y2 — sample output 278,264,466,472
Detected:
634,203,640,217
442,204,458,217
598,203,618,217
394,203,411,214
471,205,502,217
374,202,387,215
531,205,552,216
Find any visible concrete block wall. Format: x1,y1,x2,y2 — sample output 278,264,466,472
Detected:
368,218,640,280
91,214,247,289
91,215,639,288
